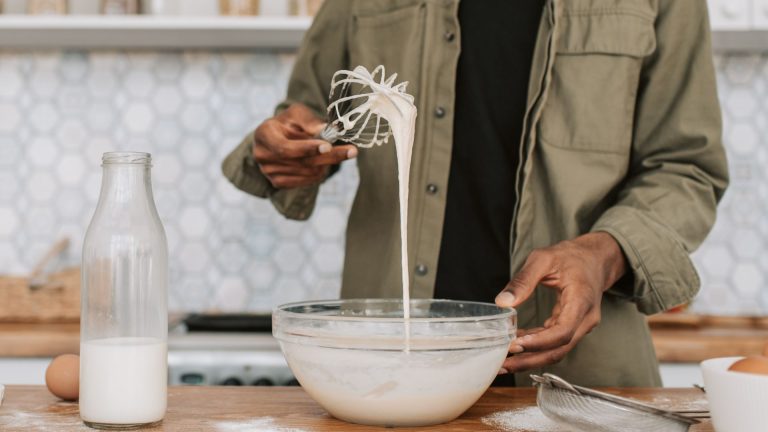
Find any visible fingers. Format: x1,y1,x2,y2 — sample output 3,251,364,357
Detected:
502,318,596,373
259,162,326,178
303,145,358,166
271,136,329,160
495,249,555,308
280,103,327,136
515,299,594,353
509,327,546,354
267,174,326,190
254,120,325,159
257,143,355,189
256,120,358,165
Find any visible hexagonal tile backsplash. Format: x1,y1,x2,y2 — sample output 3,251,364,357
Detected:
0,50,765,315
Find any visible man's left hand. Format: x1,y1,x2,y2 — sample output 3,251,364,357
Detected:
495,232,627,374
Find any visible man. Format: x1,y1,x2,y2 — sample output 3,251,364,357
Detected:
223,0,728,387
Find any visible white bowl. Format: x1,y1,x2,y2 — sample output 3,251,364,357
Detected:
273,299,516,427
701,357,768,432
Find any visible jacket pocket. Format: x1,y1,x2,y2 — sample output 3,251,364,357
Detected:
348,3,426,103
539,10,656,154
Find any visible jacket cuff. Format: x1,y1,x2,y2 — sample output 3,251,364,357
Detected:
591,205,700,315
221,131,274,198
270,186,320,221
221,131,320,221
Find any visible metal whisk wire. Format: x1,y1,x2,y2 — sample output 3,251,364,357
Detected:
319,65,412,148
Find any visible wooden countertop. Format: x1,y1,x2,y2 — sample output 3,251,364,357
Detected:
649,314,768,363
0,386,712,431
0,323,79,357
2,314,766,362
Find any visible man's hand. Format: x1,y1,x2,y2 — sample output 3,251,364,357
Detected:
495,232,627,374
253,103,357,189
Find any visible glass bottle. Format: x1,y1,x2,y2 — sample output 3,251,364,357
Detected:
80,152,168,430
219,0,259,15
100,0,139,15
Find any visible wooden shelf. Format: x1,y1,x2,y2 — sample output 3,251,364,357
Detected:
0,15,764,51
0,15,312,49
649,314,768,363
712,30,768,52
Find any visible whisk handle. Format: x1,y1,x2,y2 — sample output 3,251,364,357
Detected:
318,125,341,144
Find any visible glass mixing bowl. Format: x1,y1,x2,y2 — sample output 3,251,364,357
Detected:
273,299,516,427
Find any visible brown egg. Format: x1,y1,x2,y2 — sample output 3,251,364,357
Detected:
45,354,79,401
728,356,768,376
763,342,768,357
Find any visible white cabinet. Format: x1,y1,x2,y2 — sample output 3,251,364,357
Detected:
0,358,50,385
709,0,751,30
659,363,703,388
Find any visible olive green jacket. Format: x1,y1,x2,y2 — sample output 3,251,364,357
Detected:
223,0,729,387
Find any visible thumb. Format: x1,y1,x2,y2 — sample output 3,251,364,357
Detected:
282,103,327,136
495,251,552,308
305,120,327,137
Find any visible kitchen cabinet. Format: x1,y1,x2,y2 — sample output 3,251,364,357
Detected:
0,386,714,431
0,4,764,51
660,363,704,388
707,0,768,50
0,15,311,48
0,359,49,385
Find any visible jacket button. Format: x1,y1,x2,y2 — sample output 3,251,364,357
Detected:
444,31,455,42
415,264,428,276
426,184,438,194
434,107,446,118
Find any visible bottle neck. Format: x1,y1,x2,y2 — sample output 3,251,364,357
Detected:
98,163,154,207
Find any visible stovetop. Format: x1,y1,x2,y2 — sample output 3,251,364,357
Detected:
167,313,295,387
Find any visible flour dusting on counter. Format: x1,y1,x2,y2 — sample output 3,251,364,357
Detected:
481,407,560,431
0,410,90,432
647,395,709,412
214,417,307,432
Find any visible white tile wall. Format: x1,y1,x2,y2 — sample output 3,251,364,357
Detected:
691,54,768,315
0,49,359,312
0,50,764,314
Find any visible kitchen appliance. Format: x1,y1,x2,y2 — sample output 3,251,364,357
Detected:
168,313,295,387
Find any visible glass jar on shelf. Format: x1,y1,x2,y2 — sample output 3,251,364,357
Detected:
288,0,323,16
27,0,68,15
219,0,259,16
100,0,139,14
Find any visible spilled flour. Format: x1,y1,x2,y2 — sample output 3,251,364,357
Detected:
213,417,307,432
0,410,91,432
481,407,561,432
647,395,709,412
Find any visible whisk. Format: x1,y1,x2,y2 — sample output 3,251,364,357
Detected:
318,65,413,148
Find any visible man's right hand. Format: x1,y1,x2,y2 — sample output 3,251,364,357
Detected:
253,103,358,190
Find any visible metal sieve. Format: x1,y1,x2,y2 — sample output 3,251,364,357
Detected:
532,374,706,432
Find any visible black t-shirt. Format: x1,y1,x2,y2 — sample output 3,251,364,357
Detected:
435,0,543,303
434,0,543,387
